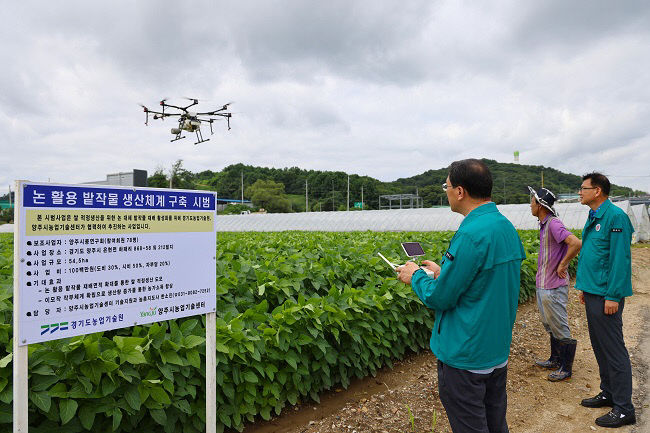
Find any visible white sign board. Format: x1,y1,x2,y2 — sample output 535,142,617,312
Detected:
16,181,216,345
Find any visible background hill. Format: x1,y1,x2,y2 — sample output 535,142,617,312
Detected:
147,159,645,212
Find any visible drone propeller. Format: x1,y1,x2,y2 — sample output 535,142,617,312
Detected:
138,104,150,125
218,101,234,111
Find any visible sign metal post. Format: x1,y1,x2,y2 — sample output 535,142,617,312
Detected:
13,180,28,432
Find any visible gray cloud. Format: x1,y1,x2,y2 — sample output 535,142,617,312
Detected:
1,0,649,194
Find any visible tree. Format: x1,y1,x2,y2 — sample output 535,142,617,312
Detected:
0,208,13,223
148,167,169,188
169,160,184,189
245,179,291,213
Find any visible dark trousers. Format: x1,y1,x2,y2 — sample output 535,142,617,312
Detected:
584,293,634,414
437,360,509,433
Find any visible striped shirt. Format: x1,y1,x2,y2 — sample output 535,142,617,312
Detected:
536,215,572,289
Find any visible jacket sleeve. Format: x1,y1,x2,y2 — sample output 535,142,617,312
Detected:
411,233,481,311
605,213,633,302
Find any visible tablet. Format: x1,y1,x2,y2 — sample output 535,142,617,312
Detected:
401,242,425,258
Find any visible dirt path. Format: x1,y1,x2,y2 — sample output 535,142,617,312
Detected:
243,247,650,433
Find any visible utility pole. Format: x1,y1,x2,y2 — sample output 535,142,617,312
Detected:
8,185,11,207
503,178,506,204
541,170,544,188
241,171,244,203
305,179,308,212
347,175,350,211
361,185,364,210
332,181,335,211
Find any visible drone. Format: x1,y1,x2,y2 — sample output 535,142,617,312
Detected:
140,98,232,145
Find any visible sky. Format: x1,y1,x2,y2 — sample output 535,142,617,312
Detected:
2,0,649,194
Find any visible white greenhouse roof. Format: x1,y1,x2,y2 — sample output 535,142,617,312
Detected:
216,200,641,239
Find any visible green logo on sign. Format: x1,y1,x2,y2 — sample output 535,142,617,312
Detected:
140,307,157,318
40,322,69,335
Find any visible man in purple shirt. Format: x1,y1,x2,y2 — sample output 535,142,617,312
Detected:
529,186,582,381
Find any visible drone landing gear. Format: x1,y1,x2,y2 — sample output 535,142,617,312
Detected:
171,135,186,142
194,129,210,145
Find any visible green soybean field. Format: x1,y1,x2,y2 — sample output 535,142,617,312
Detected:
0,230,554,432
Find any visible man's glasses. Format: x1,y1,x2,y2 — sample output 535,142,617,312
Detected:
578,186,598,192
442,183,449,191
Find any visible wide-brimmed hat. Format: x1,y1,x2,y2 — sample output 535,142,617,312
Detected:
528,186,557,216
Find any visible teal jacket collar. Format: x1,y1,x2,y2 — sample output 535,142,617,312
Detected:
460,202,496,227
588,199,611,221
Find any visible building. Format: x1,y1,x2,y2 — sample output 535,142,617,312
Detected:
85,170,148,187
378,194,423,210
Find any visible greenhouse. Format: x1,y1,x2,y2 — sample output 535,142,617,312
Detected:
631,204,650,242
217,200,644,242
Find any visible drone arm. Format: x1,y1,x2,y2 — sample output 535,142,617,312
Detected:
163,103,185,111
197,104,229,115
182,99,199,111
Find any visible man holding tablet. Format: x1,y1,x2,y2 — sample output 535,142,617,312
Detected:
397,159,525,433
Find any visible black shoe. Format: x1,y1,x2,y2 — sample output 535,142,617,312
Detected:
581,391,613,408
595,408,636,428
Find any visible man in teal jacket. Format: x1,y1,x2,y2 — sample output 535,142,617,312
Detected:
575,172,636,428
398,159,525,433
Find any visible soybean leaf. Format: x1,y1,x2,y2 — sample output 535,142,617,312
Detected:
59,399,78,424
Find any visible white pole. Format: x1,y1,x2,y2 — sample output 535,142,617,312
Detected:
205,311,217,433
205,193,217,433
14,180,28,433
361,185,364,210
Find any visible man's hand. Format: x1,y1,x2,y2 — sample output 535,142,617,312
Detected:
556,262,569,279
421,260,441,279
396,261,420,285
579,291,585,304
604,300,619,315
